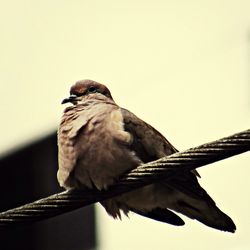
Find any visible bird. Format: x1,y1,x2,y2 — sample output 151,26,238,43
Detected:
57,79,236,232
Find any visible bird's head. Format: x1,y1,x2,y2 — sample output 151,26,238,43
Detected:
61,79,113,105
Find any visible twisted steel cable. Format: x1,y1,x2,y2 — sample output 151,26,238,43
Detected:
0,129,249,226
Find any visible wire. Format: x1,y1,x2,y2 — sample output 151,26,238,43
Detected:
0,129,249,226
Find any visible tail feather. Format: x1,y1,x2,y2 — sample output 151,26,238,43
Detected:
131,207,185,226
161,172,236,233
176,199,236,232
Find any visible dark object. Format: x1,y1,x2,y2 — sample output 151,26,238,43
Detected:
0,133,96,250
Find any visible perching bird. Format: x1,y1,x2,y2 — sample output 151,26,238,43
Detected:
57,79,236,232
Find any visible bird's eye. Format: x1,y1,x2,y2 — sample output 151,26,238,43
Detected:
88,86,97,93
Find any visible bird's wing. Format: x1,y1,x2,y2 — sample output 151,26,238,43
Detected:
121,108,202,200
121,108,177,163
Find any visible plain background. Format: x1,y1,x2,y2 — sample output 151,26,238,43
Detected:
0,1,249,249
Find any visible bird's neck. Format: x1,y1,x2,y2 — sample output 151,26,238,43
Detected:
63,97,116,113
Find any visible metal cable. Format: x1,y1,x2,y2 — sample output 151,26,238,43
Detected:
0,129,249,226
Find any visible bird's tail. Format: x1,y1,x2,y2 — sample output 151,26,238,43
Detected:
172,193,236,232
158,172,236,232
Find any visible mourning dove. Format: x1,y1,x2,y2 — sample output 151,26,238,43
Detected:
57,79,236,232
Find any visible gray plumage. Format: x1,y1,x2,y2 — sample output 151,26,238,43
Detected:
57,79,236,232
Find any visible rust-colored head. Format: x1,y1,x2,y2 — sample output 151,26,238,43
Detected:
62,79,113,104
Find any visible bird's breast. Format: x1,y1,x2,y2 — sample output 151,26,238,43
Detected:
58,103,142,190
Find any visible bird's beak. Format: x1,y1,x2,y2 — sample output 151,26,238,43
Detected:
61,95,78,104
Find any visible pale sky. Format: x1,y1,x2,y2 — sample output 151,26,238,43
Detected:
0,1,250,249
